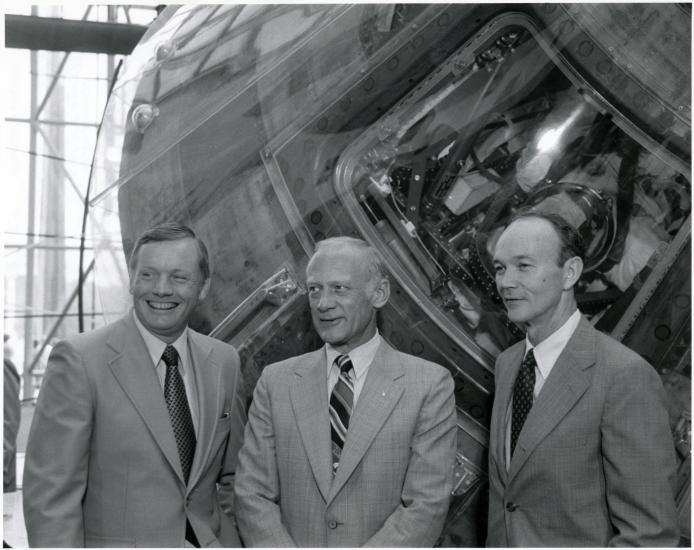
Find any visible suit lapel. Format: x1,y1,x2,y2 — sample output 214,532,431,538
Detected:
327,342,405,503
187,331,221,491
492,342,524,486
289,351,333,502
106,315,184,483
507,318,596,482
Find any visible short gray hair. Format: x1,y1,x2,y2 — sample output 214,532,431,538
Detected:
311,236,388,283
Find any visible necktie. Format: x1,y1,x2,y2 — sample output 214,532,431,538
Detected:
162,345,196,484
511,349,536,457
329,354,354,473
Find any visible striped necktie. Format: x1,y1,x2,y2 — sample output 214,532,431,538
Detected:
511,349,536,457
162,345,196,484
329,354,354,473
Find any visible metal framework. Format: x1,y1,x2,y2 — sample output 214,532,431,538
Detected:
5,6,156,400
5,14,147,54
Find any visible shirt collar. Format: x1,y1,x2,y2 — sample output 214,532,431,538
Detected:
132,309,189,371
525,309,581,380
325,331,382,381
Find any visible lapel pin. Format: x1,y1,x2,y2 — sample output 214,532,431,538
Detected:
381,392,386,397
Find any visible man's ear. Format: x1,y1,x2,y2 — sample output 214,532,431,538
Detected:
199,278,211,301
371,277,390,309
562,256,583,290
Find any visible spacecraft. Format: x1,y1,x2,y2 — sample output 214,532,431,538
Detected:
85,4,691,544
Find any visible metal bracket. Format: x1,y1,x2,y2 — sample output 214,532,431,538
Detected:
209,265,304,344
451,453,484,496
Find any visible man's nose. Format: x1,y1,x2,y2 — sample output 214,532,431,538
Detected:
315,291,335,311
152,274,174,295
497,270,516,289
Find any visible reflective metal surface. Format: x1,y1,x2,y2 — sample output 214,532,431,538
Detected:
86,4,691,544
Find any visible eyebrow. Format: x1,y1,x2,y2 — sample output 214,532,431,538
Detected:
493,254,534,263
306,278,351,286
139,266,193,274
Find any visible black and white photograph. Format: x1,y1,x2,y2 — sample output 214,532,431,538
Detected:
3,3,691,547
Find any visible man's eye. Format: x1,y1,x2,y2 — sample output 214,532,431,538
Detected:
518,263,531,270
140,271,153,279
493,265,504,274
173,275,190,284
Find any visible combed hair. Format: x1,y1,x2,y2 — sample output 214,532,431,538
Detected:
128,222,211,280
312,236,388,283
509,208,586,265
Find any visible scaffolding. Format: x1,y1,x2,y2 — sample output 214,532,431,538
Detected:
3,5,154,400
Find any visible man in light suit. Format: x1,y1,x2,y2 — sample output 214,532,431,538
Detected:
234,236,457,547
23,223,246,547
487,211,679,546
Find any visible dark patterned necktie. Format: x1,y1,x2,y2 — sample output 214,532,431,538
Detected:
162,345,196,484
511,349,536,457
329,354,354,473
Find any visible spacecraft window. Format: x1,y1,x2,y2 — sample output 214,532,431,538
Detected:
335,15,691,357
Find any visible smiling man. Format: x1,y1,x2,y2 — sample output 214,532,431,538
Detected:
234,236,457,547
23,223,246,547
487,211,678,546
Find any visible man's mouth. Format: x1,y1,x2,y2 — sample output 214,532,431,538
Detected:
147,301,178,311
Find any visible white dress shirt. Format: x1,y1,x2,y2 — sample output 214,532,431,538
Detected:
325,331,381,406
132,310,200,436
505,309,581,469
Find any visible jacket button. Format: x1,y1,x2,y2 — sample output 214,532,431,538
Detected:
506,502,518,512
328,520,338,529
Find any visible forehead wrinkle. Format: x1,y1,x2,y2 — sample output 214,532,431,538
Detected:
506,253,535,262
307,275,353,286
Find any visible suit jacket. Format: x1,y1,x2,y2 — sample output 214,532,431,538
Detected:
4,358,21,493
487,316,679,547
23,314,246,547
234,340,457,547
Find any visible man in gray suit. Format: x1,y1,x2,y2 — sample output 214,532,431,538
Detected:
235,236,457,547
487,211,679,546
24,223,246,547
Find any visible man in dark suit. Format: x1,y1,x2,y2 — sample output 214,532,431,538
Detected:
234,236,457,547
487,211,679,546
23,223,246,547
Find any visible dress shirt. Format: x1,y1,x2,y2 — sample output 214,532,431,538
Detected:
505,309,581,469
325,331,381,406
132,310,200,436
